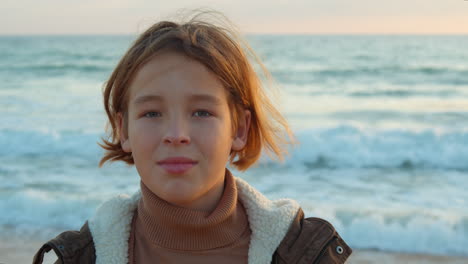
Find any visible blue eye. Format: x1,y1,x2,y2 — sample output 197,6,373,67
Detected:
194,110,212,117
144,112,161,118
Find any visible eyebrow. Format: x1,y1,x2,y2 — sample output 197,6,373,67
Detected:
132,94,224,106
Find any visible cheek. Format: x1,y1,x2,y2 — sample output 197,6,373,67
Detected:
130,121,162,156
196,122,233,157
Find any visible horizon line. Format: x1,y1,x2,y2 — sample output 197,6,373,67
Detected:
1,32,468,36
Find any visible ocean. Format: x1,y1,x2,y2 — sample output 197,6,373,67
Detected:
1,35,467,257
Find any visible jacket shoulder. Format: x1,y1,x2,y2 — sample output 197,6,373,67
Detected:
274,209,352,264
33,222,96,264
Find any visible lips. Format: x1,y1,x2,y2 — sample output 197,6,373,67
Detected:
157,157,198,174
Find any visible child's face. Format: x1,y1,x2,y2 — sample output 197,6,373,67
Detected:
120,51,250,211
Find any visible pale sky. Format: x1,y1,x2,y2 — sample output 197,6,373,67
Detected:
2,0,468,35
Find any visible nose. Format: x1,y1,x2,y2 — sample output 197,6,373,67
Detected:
162,115,191,145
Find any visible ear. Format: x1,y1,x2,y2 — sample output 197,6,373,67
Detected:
118,112,132,153
231,110,251,151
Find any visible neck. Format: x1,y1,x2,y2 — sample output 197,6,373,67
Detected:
170,175,225,212
135,168,249,250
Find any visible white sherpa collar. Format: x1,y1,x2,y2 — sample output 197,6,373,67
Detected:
88,176,300,264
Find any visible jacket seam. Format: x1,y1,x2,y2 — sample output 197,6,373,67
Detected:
312,235,338,264
297,219,336,263
51,236,94,263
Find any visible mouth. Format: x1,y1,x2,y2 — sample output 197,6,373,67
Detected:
158,162,197,174
157,157,198,174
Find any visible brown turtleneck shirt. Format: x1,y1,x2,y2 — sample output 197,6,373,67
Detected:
128,169,252,264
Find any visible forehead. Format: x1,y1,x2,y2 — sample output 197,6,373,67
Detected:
128,51,229,105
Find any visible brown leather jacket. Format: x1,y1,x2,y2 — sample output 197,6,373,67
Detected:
33,209,351,264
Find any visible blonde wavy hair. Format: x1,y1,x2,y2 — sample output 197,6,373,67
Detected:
98,10,296,171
